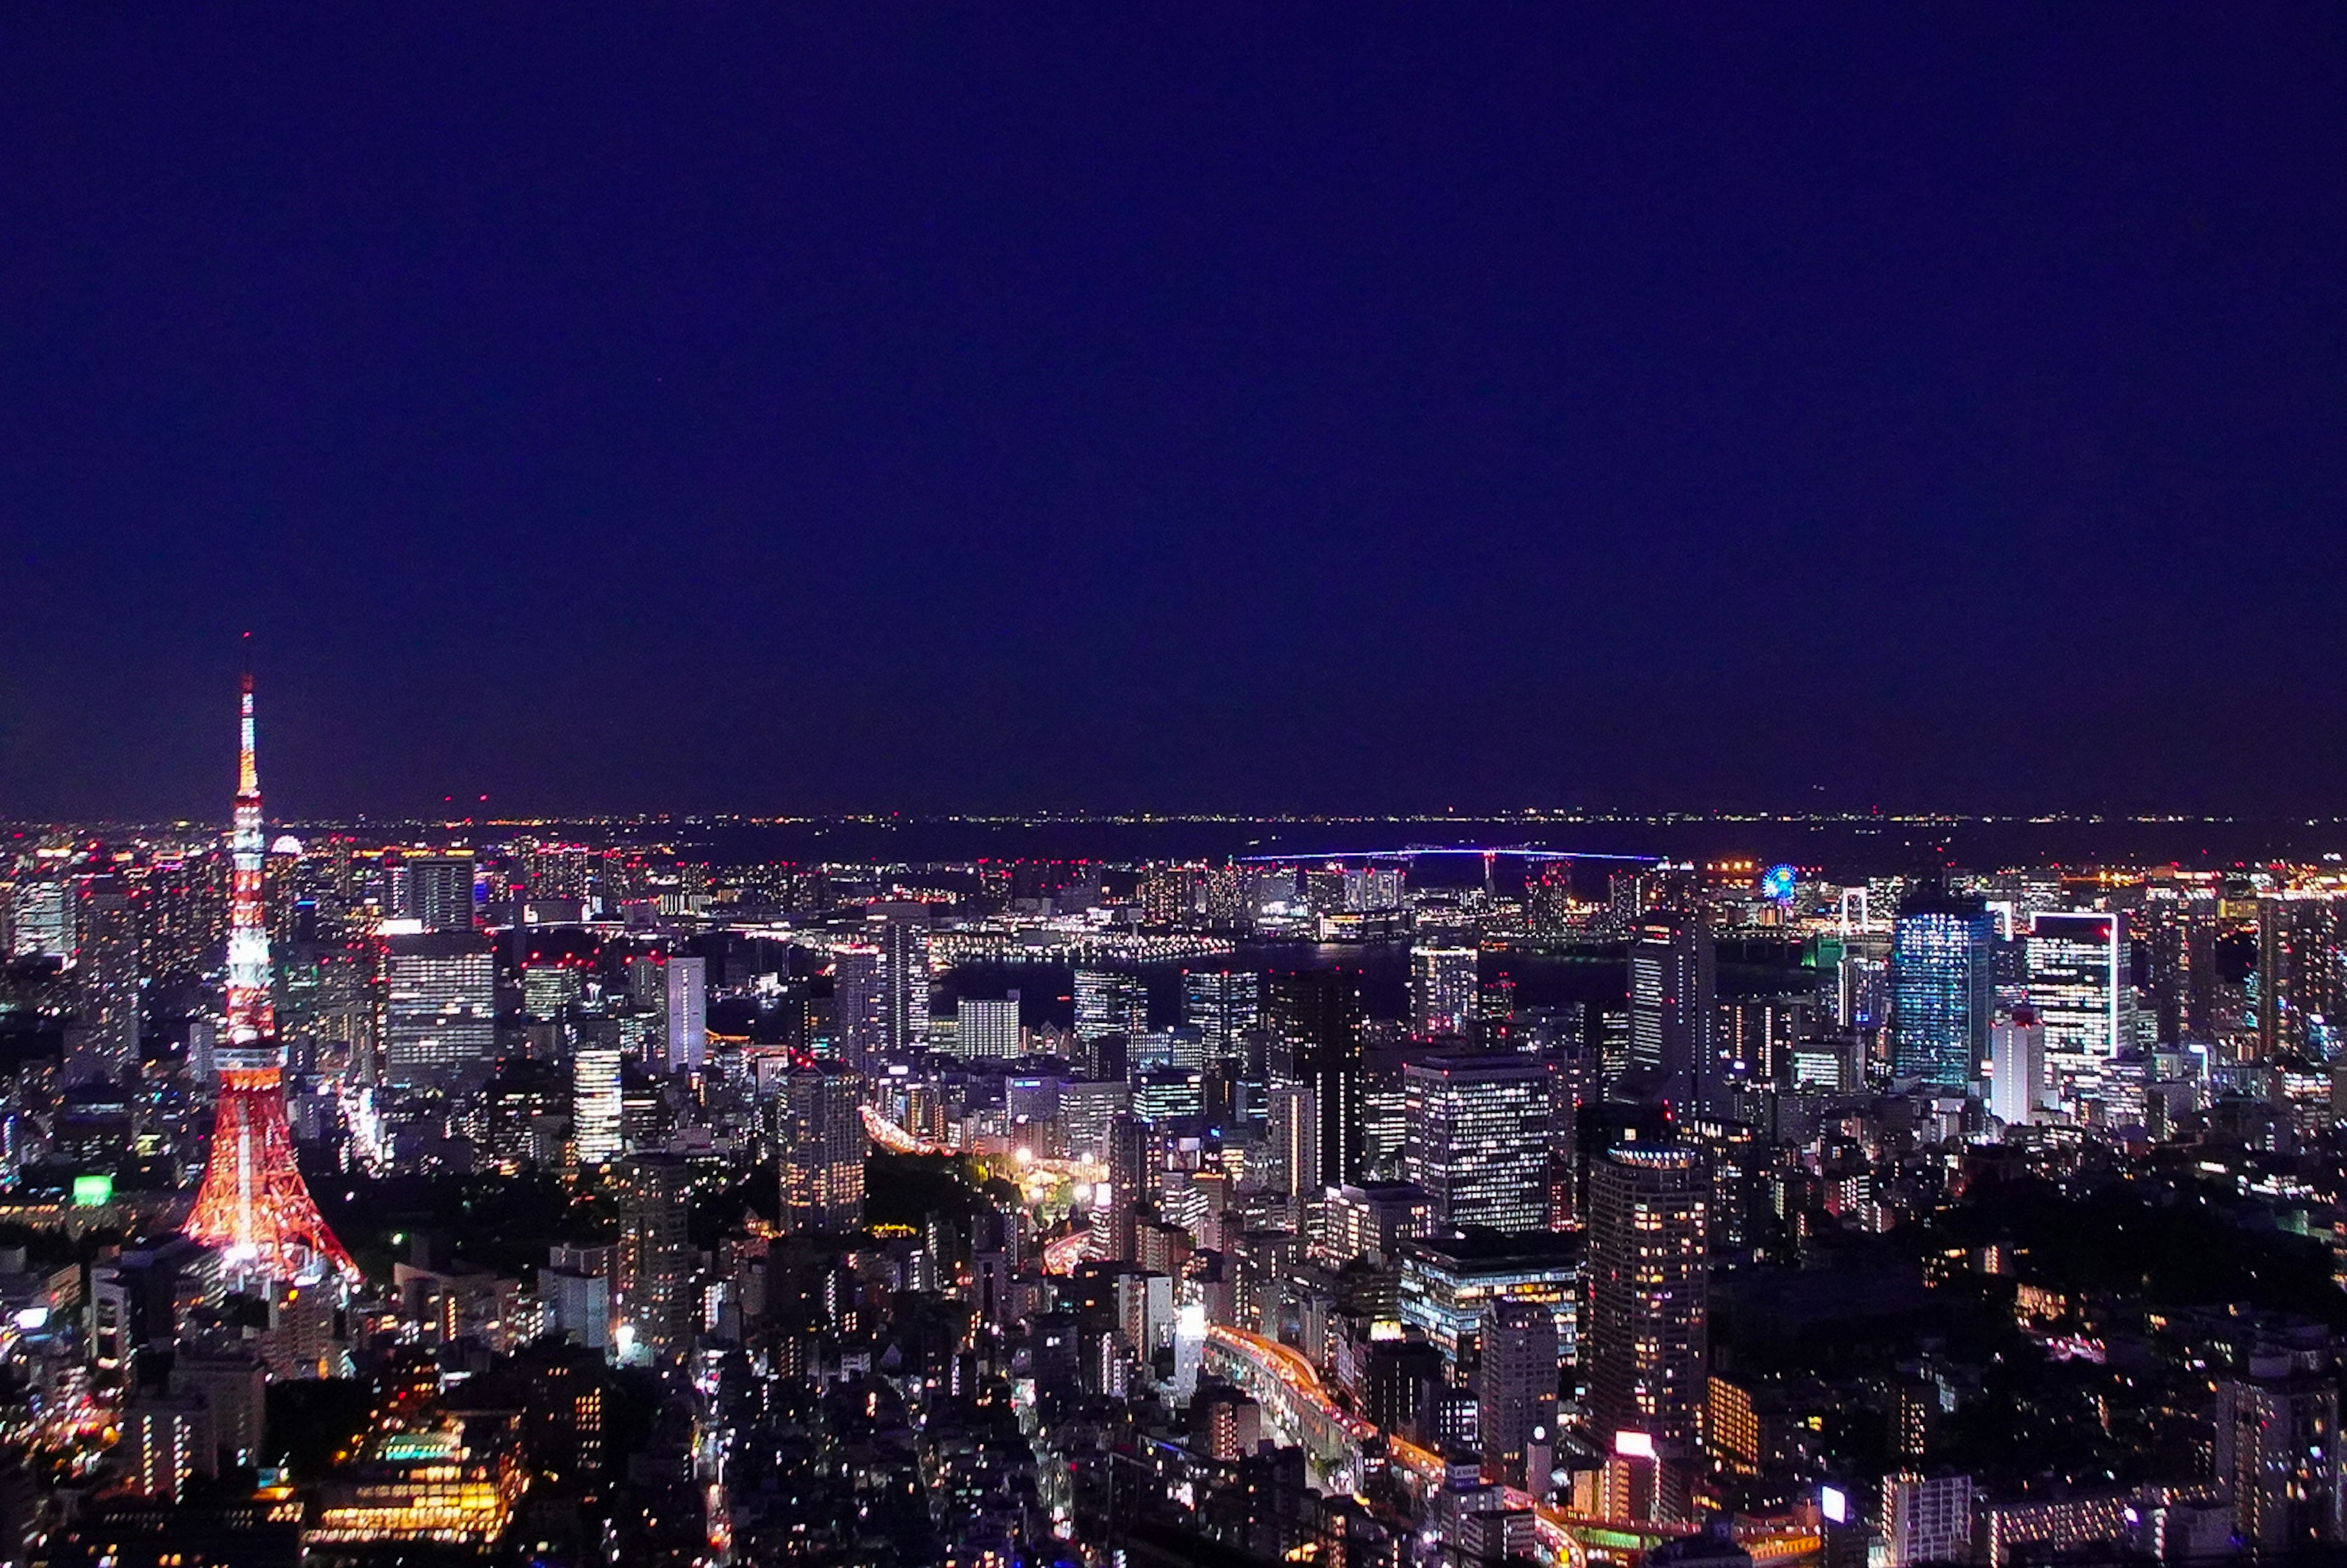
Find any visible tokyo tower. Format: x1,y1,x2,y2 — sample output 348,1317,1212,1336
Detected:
184,672,359,1287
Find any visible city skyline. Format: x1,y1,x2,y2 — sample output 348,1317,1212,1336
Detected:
5,11,2347,1568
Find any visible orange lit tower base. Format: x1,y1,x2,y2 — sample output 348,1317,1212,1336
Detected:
183,669,358,1288
186,1064,358,1284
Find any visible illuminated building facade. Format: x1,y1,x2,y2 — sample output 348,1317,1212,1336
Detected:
1988,1008,2049,1127
957,996,1022,1058
392,852,476,932
1401,1054,1549,1231
310,1423,526,1547
1584,1144,1706,1459
1266,970,1364,1190
1408,945,1479,1039
617,1154,694,1358
1882,1472,1975,1568
7,877,72,958
2215,1357,2345,1553
1074,969,1147,1046
1629,918,1717,1108
832,942,887,1067
1398,1228,1579,1367
1181,968,1260,1058
571,1043,622,1164
382,931,496,1090
875,909,929,1058
2026,912,2127,1102
1889,885,1996,1090
1315,1179,1431,1268
779,1068,865,1234
67,873,139,1086
2257,895,2345,1059
1478,1297,1558,1492
664,953,707,1071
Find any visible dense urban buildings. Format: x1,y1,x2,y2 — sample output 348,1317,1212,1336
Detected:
9,5,2332,1563
13,696,2347,1567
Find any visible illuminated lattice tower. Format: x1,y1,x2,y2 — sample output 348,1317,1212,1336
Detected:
184,673,358,1288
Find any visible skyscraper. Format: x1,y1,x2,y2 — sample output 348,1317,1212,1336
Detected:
779,1068,866,1234
2216,1354,2346,1553
876,909,930,1058
1479,1297,1559,1491
1628,918,1717,1107
664,955,707,1072
381,931,497,1090
1401,1054,1551,1231
572,1041,623,1165
1075,969,1148,1046
1408,946,1480,1040
1987,1008,2048,1127
68,873,139,1086
1266,1082,1318,1228
1265,970,1365,1190
832,943,888,1069
7,878,73,958
2024,912,2126,1102
1584,1145,1707,1462
957,996,1022,1059
2257,896,2342,1060
1889,884,1996,1090
617,1153,695,1360
1181,969,1260,1058
521,962,582,1023
394,853,476,932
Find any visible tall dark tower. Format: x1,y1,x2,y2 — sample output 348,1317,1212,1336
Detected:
185,673,358,1287
1584,1144,1708,1482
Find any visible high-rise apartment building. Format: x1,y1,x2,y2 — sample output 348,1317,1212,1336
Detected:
832,944,888,1069
382,931,496,1090
1584,1145,1708,1459
854,909,930,1059
1266,1082,1318,1226
1889,885,1996,1090
617,1154,694,1360
1408,946,1480,1040
2216,1355,2346,1553
521,962,582,1024
9,878,73,958
1402,1054,1551,1231
2257,896,2343,1059
1881,1473,1976,1568
779,1068,866,1234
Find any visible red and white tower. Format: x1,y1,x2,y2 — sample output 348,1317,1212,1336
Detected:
185,673,359,1286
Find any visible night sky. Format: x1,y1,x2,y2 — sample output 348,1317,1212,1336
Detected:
3,8,2343,821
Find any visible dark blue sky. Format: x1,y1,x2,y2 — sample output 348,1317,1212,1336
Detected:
4,7,2343,820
